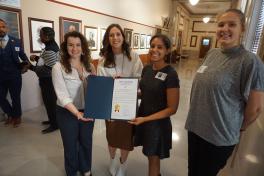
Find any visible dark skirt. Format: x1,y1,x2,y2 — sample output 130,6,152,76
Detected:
105,120,134,151
134,118,172,159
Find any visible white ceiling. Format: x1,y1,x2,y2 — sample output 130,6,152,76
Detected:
174,0,232,15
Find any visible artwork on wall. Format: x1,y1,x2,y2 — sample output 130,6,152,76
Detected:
100,28,106,49
84,26,98,51
140,34,146,49
146,35,151,49
133,33,140,49
59,16,82,43
162,17,170,29
124,28,133,47
0,5,23,42
184,19,189,46
176,31,183,52
0,0,20,8
28,17,54,53
190,35,197,47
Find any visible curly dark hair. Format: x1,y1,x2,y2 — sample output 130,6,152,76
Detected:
40,27,55,41
60,31,92,73
99,24,131,67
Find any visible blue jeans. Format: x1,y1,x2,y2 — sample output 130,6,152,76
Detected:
56,106,94,176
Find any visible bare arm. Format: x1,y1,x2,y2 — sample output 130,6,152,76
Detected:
130,88,180,125
241,90,264,131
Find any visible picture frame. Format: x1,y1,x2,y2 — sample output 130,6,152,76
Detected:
146,35,151,49
190,35,197,47
140,34,146,49
59,16,82,43
133,33,140,49
0,5,23,43
28,17,54,53
124,28,133,47
100,28,106,49
84,26,98,51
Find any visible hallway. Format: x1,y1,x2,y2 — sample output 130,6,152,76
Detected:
0,57,263,176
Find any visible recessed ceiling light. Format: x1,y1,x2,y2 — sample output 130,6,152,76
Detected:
189,0,199,6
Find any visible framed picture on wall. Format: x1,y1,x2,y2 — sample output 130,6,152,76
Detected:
100,28,106,49
124,28,133,47
190,35,197,47
28,18,54,53
0,5,23,43
84,26,98,51
59,16,82,43
140,34,146,49
146,35,151,49
133,33,140,49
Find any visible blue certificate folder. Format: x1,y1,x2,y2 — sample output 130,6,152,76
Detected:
84,75,114,119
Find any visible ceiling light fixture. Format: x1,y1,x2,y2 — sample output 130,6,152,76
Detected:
203,5,210,23
189,0,199,6
203,17,210,23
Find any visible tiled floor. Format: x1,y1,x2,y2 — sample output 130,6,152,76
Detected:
0,58,263,176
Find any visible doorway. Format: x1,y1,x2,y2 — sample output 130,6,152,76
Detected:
199,37,212,58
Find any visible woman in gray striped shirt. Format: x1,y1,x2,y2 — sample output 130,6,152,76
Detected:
29,27,59,134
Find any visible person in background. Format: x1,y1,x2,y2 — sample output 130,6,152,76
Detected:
185,9,264,176
29,27,59,134
0,18,29,128
130,34,180,176
52,31,95,176
97,23,143,176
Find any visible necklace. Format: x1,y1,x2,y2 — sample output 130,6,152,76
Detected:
114,53,125,76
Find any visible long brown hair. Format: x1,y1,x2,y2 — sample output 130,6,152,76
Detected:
99,24,131,67
217,9,245,31
60,31,92,73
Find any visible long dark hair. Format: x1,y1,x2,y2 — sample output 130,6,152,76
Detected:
99,24,131,67
60,31,92,73
150,34,171,63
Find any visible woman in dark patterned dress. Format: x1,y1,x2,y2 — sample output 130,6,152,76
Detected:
130,34,180,176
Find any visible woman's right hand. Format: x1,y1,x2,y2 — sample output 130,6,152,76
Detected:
30,55,40,62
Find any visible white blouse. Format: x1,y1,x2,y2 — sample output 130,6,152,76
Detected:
97,51,143,77
52,62,95,109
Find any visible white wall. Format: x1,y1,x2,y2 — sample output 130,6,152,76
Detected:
17,0,172,111
54,0,170,27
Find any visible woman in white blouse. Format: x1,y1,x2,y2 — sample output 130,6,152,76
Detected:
52,31,95,176
97,24,143,176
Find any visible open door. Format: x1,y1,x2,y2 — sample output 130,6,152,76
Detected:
199,37,212,58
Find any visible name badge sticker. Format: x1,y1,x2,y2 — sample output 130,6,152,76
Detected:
155,72,167,81
15,47,20,52
197,65,208,73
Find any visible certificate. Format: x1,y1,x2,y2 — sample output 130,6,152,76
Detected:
84,75,138,120
111,78,138,120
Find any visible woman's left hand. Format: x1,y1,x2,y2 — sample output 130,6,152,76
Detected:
129,117,145,125
76,112,94,122
80,117,94,122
